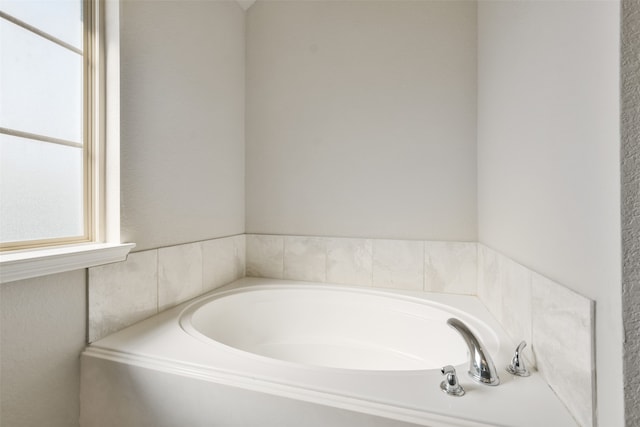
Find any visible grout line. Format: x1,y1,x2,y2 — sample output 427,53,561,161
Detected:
199,241,205,294
155,249,160,314
280,235,285,279
321,236,328,283
370,239,375,287
85,268,91,344
422,240,426,292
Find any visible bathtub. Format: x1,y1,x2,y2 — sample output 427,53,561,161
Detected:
80,278,577,427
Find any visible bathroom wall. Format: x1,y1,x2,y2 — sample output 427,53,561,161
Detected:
245,0,477,241
477,1,622,426
0,2,247,427
120,0,246,251
0,270,86,427
2,1,632,426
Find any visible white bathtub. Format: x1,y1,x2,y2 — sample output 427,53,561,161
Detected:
81,278,577,427
180,285,493,371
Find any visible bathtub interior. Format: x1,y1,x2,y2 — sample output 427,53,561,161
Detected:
179,285,498,371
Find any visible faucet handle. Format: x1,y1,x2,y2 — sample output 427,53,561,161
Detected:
440,365,465,396
506,341,531,377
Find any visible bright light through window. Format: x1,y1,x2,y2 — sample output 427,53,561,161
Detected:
0,0,93,249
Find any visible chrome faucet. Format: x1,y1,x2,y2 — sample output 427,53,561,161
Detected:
506,340,530,377
440,365,465,396
447,318,500,386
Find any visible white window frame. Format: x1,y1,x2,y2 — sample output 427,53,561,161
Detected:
0,0,134,284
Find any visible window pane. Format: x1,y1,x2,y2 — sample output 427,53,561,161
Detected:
0,0,83,50
0,134,84,243
0,18,83,143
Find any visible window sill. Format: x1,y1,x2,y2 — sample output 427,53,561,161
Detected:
0,242,136,284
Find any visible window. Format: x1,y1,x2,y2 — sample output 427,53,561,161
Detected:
0,0,133,284
0,0,98,250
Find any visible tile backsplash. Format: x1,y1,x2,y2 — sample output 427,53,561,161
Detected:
88,249,158,343
477,244,595,427
326,237,373,286
424,241,477,295
246,234,284,279
246,235,595,426
202,235,246,292
88,233,594,426
372,239,425,291
531,272,595,427
284,236,328,282
158,242,203,312
246,234,478,293
88,234,245,342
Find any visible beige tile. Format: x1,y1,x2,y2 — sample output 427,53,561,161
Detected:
246,234,284,279
233,234,247,277
477,244,503,321
202,235,246,291
532,273,594,427
88,250,158,342
500,256,533,353
284,236,327,282
158,242,203,311
372,239,424,291
424,241,476,294
326,237,373,286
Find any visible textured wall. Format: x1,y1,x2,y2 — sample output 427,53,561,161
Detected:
0,270,86,427
477,1,622,425
120,0,245,251
621,0,640,424
246,0,477,241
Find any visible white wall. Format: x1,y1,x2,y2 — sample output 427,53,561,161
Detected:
246,0,477,241
1,4,247,427
2,1,632,425
0,270,86,427
477,1,622,425
120,0,246,251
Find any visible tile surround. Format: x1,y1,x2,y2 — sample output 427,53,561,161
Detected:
372,239,424,291
532,272,594,427
88,233,595,427
158,242,203,312
424,241,476,295
477,243,594,427
501,256,533,352
284,236,327,282
477,245,503,321
257,237,596,426
88,250,159,343
326,238,373,286
246,234,477,294
478,245,533,350
246,234,284,279
202,235,246,292
88,235,245,342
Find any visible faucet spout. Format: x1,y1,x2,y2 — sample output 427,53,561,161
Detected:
447,318,500,386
